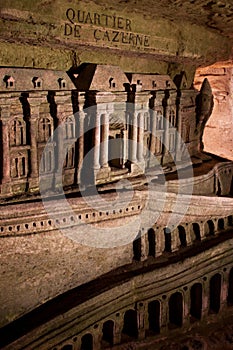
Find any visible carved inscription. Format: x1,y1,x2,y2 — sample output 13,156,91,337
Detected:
64,8,150,48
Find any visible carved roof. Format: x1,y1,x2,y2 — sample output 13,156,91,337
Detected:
69,64,129,92
126,73,176,91
0,68,76,92
173,72,188,90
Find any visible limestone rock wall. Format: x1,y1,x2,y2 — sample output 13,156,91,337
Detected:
194,64,233,160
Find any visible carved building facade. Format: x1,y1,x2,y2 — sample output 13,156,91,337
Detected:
0,64,212,199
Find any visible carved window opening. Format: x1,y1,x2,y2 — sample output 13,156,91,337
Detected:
207,220,215,236
4,75,15,88
65,117,75,139
32,77,42,89
109,77,116,88
192,223,201,241
164,227,171,252
230,177,233,196
40,150,53,174
108,132,124,169
133,232,141,261
169,292,183,328
11,158,18,178
155,134,163,155
178,225,187,247
122,309,138,339
10,119,26,146
190,283,202,321
64,146,75,169
227,267,233,305
148,300,160,334
38,117,52,143
81,333,93,350
58,78,67,89
209,274,221,314
11,156,26,178
148,228,156,257
156,112,163,130
169,109,176,126
152,80,156,88
60,345,73,350
102,320,114,347
228,215,233,226
218,218,224,230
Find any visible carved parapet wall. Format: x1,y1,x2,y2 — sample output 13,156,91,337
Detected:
1,235,233,349
0,189,233,239
0,180,233,328
162,161,233,196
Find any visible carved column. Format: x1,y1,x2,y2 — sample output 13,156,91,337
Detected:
0,105,11,186
78,111,85,163
202,278,210,318
183,288,190,327
213,219,218,233
220,273,229,311
113,317,123,345
171,227,179,252
137,112,144,163
155,228,164,257
136,302,146,340
55,93,75,175
53,94,68,192
162,95,170,165
199,222,205,240
122,113,129,168
73,340,79,350
75,93,85,187
175,95,182,161
186,226,192,246
93,331,101,350
140,230,148,261
27,98,39,190
150,110,157,154
131,112,138,164
29,111,39,178
160,298,168,334
93,112,101,170
100,112,109,168
55,104,64,173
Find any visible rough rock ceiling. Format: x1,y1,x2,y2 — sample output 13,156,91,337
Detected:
0,0,232,71
92,0,233,39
